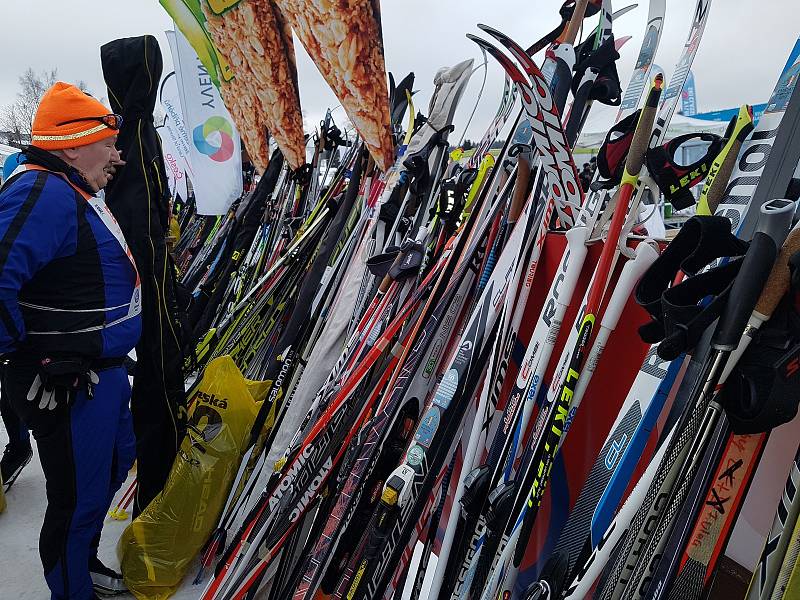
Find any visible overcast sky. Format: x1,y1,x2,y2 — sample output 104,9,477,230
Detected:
0,0,796,141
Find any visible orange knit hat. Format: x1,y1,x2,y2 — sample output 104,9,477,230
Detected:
31,82,119,150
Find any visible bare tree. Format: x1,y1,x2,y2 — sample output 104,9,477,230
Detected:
1,68,58,144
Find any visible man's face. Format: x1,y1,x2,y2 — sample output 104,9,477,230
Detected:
62,135,120,192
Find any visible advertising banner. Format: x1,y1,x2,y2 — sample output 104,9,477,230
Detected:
170,27,242,214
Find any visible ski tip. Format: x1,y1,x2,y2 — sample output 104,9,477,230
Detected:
466,34,500,57
476,23,500,36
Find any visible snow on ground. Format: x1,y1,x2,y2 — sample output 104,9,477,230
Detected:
0,422,201,600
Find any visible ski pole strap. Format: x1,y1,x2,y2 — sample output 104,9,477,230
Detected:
644,132,723,210
367,246,401,277
379,182,406,225
323,122,349,150
403,124,455,196
367,237,425,281
719,297,800,434
592,109,639,190
651,259,743,360
292,163,313,185
390,239,425,280
439,167,478,231
572,35,622,106
636,215,750,360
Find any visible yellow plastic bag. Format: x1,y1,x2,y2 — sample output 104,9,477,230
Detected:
118,356,269,599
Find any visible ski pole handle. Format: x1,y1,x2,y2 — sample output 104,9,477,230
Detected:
712,198,795,350
757,197,796,252
697,105,755,216
754,215,800,319
621,73,664,185
561,0,590,44
584,75,662,312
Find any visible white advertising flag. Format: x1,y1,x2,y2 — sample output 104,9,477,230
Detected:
156,124,188,202
169,27,242,215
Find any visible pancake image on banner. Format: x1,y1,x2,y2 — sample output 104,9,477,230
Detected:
161,0,306,172
279,0,394,171
202,0,306,171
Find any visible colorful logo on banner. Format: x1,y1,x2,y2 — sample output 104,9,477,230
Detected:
193,116,235,162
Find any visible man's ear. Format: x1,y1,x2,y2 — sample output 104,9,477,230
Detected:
60,147,81,161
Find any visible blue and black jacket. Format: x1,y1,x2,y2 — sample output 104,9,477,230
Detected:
0,147,141,358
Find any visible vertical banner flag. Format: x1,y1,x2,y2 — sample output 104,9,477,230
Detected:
170,26,242,215
159,36,195,199
681,70,698,116
156,124,189,202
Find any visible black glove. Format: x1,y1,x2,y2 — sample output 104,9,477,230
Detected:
25,357,99,411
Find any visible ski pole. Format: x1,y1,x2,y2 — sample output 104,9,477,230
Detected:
413,145,535,600
441,223,590,600
207,124,516,600
440,2,668,590
483,238,658,599
108,477,137,521
556,100,762,600
546,102,753,591
616,197,796,600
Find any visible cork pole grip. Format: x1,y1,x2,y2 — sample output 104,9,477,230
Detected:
509,153,532,224
703,136,745,215
562,0,591,45
701,109,754,215
754,222,800,317
624,73,664,179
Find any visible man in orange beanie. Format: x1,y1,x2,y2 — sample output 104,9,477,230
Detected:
0,82,141,599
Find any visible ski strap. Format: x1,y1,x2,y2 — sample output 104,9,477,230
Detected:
592,109,639,189
635,215,750,360
644,132,723,209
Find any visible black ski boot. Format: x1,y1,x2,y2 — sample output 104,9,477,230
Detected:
89,556,127,596
0,442,32,490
